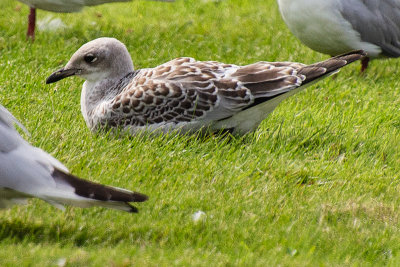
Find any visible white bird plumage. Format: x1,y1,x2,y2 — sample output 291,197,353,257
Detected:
0,104,148,212
277,0,400,71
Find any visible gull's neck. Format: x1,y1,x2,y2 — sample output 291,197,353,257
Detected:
80,76,123,129
80,51,135,129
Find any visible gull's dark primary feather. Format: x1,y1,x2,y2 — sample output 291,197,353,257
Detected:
51,169,148,213
298,50,366,83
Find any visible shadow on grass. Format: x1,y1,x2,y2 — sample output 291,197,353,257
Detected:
93,124,252,151
0,218,150,247
0,218,95,246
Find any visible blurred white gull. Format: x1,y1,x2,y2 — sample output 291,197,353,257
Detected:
46,38,364,135
17,0,174,40
0,104,148,212
277,0,400,71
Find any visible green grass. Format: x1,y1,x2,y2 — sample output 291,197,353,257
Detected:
1,0,400,265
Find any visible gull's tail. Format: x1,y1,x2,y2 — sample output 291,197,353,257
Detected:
298,50,367,83
215,50,366,134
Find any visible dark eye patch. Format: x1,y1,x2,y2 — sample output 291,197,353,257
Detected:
84,53,97,63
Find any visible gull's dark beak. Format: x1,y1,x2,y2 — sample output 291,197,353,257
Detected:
46,68,79,84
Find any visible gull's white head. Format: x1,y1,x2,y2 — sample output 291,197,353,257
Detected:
46,37,134,84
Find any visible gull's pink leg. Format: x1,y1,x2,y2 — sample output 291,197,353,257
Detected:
361,57,369,73
27,7,36,41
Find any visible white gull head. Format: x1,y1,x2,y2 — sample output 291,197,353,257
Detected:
47,37,134,83
46,37,135,128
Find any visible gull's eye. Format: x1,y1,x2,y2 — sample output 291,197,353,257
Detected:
84,53,97,63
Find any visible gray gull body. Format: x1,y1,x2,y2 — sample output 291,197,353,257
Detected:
277,0,400,71
46,37,365,135
0,104,148,212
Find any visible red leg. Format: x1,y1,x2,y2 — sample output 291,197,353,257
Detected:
361,57,369,73
27,7,36,41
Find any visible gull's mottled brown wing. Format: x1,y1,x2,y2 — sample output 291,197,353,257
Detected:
101,51,364,129
102,58,310,126
103,58,242,126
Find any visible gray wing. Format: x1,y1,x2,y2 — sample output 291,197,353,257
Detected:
340,0,400,57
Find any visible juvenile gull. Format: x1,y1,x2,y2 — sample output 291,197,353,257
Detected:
17,0,173,40
0,104,148,212
277,0,400,72
46,37,365,135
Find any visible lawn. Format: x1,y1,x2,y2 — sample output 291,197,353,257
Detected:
1,0,400,266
